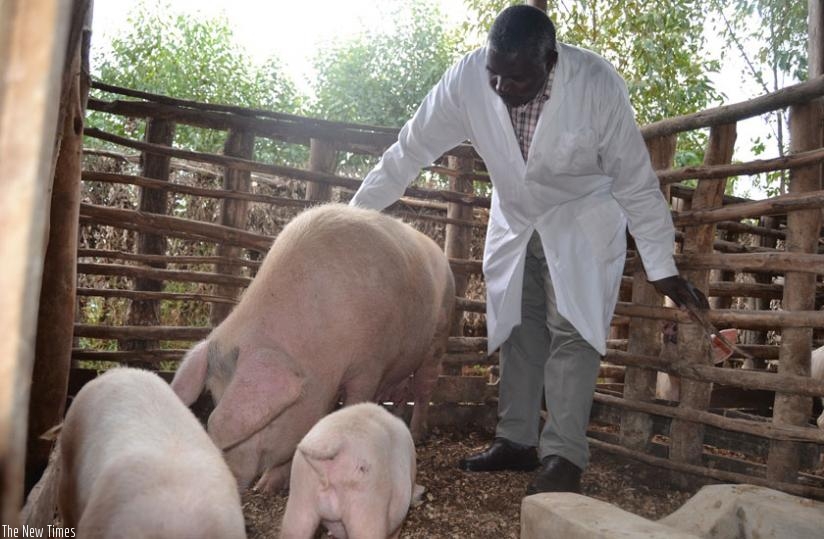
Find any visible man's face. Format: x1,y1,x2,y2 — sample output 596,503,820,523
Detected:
486,48,556,108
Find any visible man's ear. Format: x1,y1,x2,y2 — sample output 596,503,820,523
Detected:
546,49,558,72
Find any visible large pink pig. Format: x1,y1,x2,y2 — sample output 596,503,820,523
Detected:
280,402,423,539
171,204,455,491
58,368,246,539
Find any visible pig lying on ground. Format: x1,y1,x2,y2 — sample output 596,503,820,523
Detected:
655,321,737,402
172,204,455,492
280,402,423,539
58,368,246,539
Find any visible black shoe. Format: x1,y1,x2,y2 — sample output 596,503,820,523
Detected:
525,455,582,495
458,438,540,472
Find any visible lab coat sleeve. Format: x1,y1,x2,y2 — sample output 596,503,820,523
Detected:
349,58,469,211
597,71,679,281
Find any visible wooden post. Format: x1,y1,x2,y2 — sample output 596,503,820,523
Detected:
619,134,676,450
0,0,73,527
304,138,337,203
210,129,255,325
741,216,778,364
445,156,475,335
669,123,736,473
767,1,823,480
25,5,91,494
120,118,175,359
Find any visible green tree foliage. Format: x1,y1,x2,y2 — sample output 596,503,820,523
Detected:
711,0,808,196
463,1,720,167
307,1,462,177
90,0,303,163
309,1,461,127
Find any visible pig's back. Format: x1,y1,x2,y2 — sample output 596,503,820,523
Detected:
62,368,240,526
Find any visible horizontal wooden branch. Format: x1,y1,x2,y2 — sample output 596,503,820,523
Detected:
91,80,481,160
674,189,824,226
71,348,187,361
594,391,824,444
79,248,262,269
80,203,273,252
84,170,313,209
641,75,824,138
675,252,824,274
84,128,492,208
604,349,824,397
76,287,238,305
456,297,485,313
588,437,824,500
73,324,210,341
658,147,824,184
615,302,824,329
78,263,252,288
84,171,481,229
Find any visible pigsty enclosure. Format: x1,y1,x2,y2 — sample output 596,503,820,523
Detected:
62,74,824,496
4,0,824,530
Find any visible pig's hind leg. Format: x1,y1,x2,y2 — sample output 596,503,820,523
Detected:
408,343,445,442
254,461,292,493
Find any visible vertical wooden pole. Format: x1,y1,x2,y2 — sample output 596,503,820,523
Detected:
741,216,777,363
305,138,337,203
120,119,175,359
445,156,474,335
767,2,823,481
668,123,736,473
619,134,676,450
25,4,91,493
0,0,72,527
210,129,255,326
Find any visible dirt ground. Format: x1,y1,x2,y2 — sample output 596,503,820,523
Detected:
242,428,696,538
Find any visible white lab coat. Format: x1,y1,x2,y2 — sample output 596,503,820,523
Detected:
350,43,678,355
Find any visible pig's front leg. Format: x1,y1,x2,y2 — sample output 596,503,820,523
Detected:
279,502,320,539
409,357,441,442
342,507,393,539
254,461,291,493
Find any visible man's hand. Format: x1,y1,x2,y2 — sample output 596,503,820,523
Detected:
650,275,710,310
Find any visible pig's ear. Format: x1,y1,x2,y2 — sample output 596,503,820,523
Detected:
208,346,305,450
171,340,209,405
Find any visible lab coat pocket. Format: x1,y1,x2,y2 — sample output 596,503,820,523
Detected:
549,129,598,174
575,198,627,264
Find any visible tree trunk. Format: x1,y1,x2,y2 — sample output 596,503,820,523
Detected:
445,155,474,336
120,119,175,359
210,129,255,326
669,124,736,477
619,134,676,450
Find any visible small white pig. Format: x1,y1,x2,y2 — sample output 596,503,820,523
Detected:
58,368,246,539
279,403,422,539
813,345,824,429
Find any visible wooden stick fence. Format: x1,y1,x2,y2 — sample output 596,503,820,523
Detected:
55,65,824,499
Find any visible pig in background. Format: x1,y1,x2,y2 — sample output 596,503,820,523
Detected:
280,402,423,539
58,368,246,539
813,345,824,429
655,321,737,402
172,204,455,492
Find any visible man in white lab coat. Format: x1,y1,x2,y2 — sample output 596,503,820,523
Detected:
349,5,708,494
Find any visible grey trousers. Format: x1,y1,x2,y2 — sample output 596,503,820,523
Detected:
495,232,602,470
